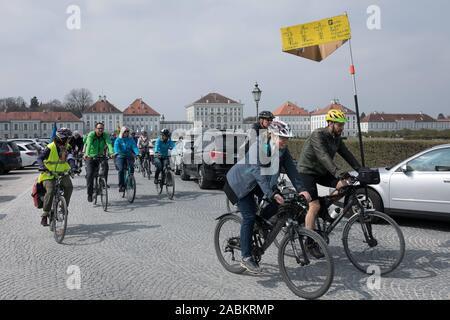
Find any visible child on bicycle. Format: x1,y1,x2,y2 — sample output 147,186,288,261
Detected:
114,126,140,192
37,128,78,226
225,119,311,273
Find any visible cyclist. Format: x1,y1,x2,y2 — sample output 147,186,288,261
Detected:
84,122,115,202
69,131,84,168
37,128,78,226
137,130,153,173
243,111,274,155
225,119,311,273
114,126,140,192
298,109,361,257
153,128,175,184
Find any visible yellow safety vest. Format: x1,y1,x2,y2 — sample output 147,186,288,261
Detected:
37,142,71,183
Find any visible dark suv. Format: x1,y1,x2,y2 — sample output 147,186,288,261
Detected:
0,141,22,174
180,130,247,189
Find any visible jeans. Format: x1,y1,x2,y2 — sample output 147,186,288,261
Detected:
115,156,135,188
85,158,109,196
154,157,169,180
237,187,278,258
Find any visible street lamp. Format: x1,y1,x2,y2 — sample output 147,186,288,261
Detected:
252,82,262,120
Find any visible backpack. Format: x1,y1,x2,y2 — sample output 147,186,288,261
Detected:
31,179,46,209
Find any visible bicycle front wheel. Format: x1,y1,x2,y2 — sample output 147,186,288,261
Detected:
99,177,108,212
165,171,175,199
214,214,246,274
342,210,405,275
126,175,136,203
53,197,68,244
278,227,334,300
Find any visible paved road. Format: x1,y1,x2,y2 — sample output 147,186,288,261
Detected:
0,166,449,300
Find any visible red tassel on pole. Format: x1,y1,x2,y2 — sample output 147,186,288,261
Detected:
350,65,355,75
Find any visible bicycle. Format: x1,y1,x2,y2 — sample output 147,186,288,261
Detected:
215,188,334,300
122,157,136,203
92,156,109,212
277,169,405,275
140,148,152,180
155,155,175,200
41,170,76,244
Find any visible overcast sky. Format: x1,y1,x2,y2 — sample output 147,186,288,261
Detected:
1,0,449,119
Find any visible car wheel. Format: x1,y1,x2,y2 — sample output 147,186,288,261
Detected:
198,165,210,189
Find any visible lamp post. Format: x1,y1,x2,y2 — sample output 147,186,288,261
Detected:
252,82,262,120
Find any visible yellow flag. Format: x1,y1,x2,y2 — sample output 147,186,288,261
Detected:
280,15,351,62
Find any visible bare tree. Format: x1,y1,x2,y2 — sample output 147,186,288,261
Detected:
39,99,66,112
63,88,93,117
0,97,28,111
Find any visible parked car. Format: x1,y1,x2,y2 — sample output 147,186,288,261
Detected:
15,142,39,168
180,130,247,189
0,141,22,174
354,144,450,221
8,139,44,152
172,139,192,175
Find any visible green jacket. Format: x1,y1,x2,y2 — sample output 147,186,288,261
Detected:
84,131,114,157
298,127,361,178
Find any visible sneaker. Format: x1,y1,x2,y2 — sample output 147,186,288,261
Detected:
40,216,49,226
305,238,325,259
87,194,93,203
240,257,262,274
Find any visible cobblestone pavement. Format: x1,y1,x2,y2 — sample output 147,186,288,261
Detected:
0,166,449,300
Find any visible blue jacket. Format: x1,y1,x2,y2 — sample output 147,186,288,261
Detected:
154,138,175,157
226,141,306,200
114,137,139,158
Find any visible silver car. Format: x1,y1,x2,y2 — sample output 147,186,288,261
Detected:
358,144,450,221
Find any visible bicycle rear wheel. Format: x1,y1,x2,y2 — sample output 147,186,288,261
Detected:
126,175,136,203
165,170,175,199
99,177,108,211
214,214,246,274
278,227,334,300
53,197,68,244
342,210,405,275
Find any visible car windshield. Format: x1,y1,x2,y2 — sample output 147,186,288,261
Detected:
8,142,20,152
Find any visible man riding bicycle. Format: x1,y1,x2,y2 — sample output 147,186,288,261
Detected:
153,128,175,184
243,111,274,155
225,119,311,274
84,122,115,202
37,128,78,226
114,126,140,192
137,130,153,173
298,109,361,256
69,131,84,168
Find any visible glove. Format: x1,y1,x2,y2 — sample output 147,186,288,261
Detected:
337,170,351,180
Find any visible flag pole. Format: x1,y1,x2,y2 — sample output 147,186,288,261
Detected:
348,38,366,168
346,13,369,208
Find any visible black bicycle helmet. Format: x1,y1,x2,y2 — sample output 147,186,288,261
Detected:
160,128,170,137
55,127,72,143
258,111,274,120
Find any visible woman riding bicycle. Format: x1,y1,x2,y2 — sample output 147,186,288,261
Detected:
225,118,311,274
137,131,153,172
114,126,139,193
153,128,175,184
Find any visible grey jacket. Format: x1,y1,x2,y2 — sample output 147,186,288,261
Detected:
298,127,361,178
226,141,306,200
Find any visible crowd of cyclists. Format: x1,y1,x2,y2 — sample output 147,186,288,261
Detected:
36,109,363,276
36,122,176,226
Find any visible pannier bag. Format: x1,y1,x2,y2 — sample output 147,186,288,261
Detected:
31,180,46,209
358,167,380,185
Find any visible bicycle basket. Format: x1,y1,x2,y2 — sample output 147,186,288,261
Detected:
358,168,380,185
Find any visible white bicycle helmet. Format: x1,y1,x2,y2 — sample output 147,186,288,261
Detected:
268,118,293,138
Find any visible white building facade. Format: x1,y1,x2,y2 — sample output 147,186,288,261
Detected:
123,98,160,134
273,101,311,137
361,113,450,132
82,96,123,134
186,93,244,130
